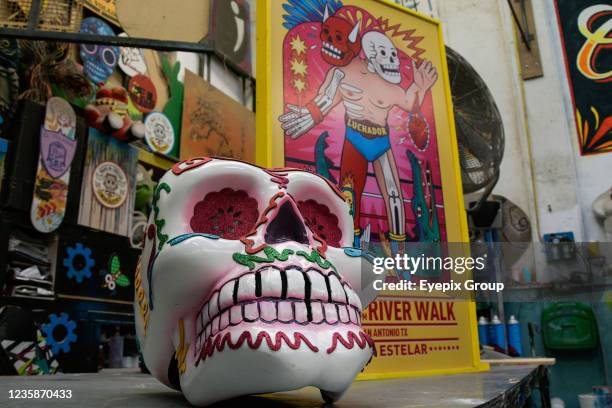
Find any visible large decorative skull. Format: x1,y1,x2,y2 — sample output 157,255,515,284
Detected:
363,31,401,84
135,158,376,406
320,6,361,66
79,17,119,84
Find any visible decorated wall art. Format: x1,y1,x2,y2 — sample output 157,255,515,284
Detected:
210,0,252,74
78,129,138,237
144,112,175,154
180,70,255,161
258,0,483,379
30,97,77,233
128,74,157,113
92,161,129,209
118,33,148,77
161,54,183,157
554,1,611,155
1,331,59,375
56,234,139,303
41,313,77,355
79,17,119,84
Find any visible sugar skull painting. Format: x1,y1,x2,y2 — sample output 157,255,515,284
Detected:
79,17,119,84
135,157,377,406
279,0,446,249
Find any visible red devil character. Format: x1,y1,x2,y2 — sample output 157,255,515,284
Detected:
320,5,362,67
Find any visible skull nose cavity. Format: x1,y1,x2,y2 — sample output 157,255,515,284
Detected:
265,201,309,245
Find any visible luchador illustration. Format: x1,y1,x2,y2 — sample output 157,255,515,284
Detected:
280,1,445,249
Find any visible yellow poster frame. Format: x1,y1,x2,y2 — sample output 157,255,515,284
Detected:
256,0,488,379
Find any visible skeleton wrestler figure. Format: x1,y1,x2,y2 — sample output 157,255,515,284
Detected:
280,30,438,246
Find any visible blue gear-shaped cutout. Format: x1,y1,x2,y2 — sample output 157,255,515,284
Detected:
41,313,77,354
63,243,95,283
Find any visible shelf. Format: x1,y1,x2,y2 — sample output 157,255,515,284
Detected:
137,147,178,171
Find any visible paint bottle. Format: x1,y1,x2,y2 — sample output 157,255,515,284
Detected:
507,315,523,357
488,315,507,352
477,316,489,346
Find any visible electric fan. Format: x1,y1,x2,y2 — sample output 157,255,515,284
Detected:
446,47,504,206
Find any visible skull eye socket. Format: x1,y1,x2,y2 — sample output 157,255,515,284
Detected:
102,48,117,66
322,27,329,35
380,49,387,57
83,44,97,55
335,33,343,42
190,188,259,240
298,200,342,247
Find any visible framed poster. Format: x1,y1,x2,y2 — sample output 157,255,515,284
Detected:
554,1,611,156
257,0,484,379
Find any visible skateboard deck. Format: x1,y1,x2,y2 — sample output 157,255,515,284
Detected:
30,97,77,233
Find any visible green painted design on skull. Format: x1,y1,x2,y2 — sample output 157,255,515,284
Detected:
233,247,295,270
153,182,172,250
296,250,336,272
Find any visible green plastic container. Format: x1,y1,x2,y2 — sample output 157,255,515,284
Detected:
541,302,599,350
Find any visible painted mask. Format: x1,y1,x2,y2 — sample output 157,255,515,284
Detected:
363,31,401,84
320,6,361,67
79,17,119,84
135,158,376,406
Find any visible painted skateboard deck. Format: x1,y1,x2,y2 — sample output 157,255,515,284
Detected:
30,97,77,233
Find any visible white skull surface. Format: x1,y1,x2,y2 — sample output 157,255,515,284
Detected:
135,157,376,406
363,31,401,84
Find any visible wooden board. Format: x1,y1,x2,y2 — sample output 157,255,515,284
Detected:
483,358,556,366
180,69,255,161
509,0,543,80
115,0,210,43
78,129,138,236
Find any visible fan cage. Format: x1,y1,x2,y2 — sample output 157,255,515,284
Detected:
0,0,82,32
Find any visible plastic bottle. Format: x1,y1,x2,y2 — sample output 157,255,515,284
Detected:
488,314,507,352
507,315,523,356
477,316,489,346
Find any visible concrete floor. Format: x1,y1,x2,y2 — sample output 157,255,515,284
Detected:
0,365,537,407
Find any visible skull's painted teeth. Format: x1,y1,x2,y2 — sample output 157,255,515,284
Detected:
278,301,293,323
329,274,347,303
230,305,242,324
208,292,219,322
195,300,363,358
310,302,324,323
244,303,258,322
294,302,308,323
285,268,305,298
344,283,363,310
260,267,282,297
218,281,234,312
195,267,360,339
338,305,350,323
260,301,276,321
237,273,256,300
324,304,338,324
306,270,328,302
